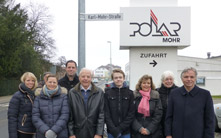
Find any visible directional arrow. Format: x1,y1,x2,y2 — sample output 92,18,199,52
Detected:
149,60,157,67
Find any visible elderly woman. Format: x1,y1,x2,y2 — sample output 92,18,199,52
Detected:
132,75,163,138
8,72,38,138
156,71,178,137
32,74,69,138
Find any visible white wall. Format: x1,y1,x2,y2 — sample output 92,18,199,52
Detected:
205,78,221,95
177,56,221,95
129,47,177,90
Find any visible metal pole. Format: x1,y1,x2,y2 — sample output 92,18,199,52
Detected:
107,41,112,65
78,0,85,74
107,41,112,76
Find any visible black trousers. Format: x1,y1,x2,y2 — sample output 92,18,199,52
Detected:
18,131,34,138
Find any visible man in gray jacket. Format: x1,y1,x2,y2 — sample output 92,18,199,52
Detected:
68,68,104,138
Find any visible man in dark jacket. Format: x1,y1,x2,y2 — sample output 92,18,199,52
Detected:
58,60,79,91
165,67,215,138
68,68,104,138
104,69,135,138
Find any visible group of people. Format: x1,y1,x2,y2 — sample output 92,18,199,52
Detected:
8,60,215,138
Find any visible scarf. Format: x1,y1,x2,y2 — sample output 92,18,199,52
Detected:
19,83,34,96
138,89,151,117
43,85,59,97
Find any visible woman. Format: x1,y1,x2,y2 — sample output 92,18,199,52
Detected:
8,72,38,138
132,75,163,138
156,71,178,137
32,74,69,138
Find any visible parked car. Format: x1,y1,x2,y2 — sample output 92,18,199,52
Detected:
93,78,99,83
214,103,221,132
105,83,111,88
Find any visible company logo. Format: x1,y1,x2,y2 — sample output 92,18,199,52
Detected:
130,10,181,43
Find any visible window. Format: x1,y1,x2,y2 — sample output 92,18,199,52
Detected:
196,76,205,85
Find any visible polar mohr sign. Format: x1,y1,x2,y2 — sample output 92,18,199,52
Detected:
120,7,190,49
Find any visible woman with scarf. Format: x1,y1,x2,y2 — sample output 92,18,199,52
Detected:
132,75,163,138
32,74,69,138
8,72,38,138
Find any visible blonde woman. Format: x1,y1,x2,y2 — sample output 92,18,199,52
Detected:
8,72,38,138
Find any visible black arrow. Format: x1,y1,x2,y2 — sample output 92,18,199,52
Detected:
149,60,157,67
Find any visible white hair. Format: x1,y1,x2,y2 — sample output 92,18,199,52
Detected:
161,70,175,83
181,67,197,78
79,68,93,77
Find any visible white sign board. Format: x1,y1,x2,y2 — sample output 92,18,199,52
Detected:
85,13,123,21
120,7,190,49
129,47,178,90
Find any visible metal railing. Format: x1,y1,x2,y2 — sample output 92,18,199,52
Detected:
0,79,20,96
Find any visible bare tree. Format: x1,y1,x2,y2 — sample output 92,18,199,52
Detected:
58,56,67,67
26,2,56,60
56,56,67,78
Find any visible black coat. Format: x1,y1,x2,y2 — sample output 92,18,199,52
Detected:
104,83,135,137
156,84,178,112
8,83,36,138
58,74,79,92
165,86,215,138
132,90,163,138
156,84,178,136
68,83,104,138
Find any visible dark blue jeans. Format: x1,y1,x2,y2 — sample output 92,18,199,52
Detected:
108,133,130,138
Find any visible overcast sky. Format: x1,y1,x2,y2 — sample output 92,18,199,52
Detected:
16,0,221,70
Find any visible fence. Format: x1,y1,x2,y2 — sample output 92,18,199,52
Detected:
0,79,20,96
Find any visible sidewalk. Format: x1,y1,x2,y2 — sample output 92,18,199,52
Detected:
0,95,12,103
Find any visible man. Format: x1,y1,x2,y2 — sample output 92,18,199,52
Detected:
165,67,214,138
58,60,79,91
68,68,104,138
38,72,51,88
104,69,135,138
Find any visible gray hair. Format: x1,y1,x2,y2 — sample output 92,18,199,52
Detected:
43,72,51,77
180,67,198,78
161,70,175,83
79,68,93,77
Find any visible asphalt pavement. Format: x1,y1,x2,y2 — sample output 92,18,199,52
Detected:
0,95,11,138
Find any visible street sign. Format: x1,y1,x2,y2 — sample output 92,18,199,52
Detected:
84,13,123,21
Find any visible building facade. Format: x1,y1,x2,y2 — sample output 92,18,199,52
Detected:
125,55,221,95
93,64,121,80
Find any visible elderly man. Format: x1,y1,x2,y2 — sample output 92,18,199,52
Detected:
165,67,214,138
68,68,104,138
59,60,79,91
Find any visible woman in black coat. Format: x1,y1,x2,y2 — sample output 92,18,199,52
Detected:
8,72,38,138
132,75,163,138
156,71,178,137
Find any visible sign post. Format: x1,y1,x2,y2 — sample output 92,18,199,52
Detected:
85,13,123,21
78,11,122,73
120,7,190,89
